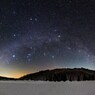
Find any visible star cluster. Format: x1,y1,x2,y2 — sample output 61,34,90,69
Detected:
0,0,95,78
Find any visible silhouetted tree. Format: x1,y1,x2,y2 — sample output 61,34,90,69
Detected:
77,76,80,81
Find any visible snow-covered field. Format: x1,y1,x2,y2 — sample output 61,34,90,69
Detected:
0,81,95,95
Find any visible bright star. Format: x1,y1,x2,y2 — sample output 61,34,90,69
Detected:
12,55,16,58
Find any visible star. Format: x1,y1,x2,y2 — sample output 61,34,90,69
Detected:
35,18,38,21
12,55,16,58
57,35,61,38
12,11,17,15
27,53,32,58
52,56,55,59
13,34,16,37
78,50,81,53
30,18,33,21
87,54,90,57
30,47,33,49
67,47,71,50
43,52,46,56
54,29,57,32
27,53,31,56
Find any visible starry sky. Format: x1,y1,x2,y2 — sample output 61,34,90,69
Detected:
0,0,95,78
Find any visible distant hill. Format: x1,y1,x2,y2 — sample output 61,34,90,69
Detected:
19,68,95,81
0,76,16,80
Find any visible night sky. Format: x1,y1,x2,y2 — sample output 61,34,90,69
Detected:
0,0,95,78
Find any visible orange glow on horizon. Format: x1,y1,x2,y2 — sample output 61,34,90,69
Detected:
0,64,36,78
0,67,34,78
0,71,32,78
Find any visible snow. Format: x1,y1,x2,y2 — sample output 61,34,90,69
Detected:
0,81,95,95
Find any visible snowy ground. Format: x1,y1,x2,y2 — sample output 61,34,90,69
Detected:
0,81,95,95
